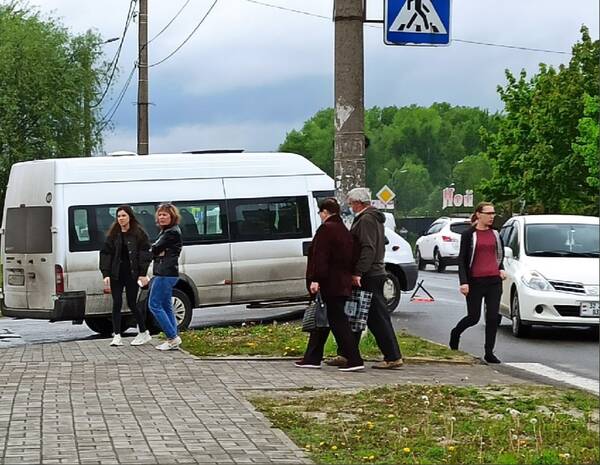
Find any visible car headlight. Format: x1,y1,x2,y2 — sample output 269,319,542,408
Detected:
521,270,553,291
584,285,599,296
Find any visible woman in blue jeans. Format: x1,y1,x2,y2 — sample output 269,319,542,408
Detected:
149,203,183,351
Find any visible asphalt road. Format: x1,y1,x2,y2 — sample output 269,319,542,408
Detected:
392,267,599,381
0,304,305,348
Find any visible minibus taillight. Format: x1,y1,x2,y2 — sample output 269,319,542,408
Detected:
55,265,64,295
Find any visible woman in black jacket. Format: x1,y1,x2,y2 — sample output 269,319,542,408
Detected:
149,203,184,351
450,202,505,363
99,205,152,347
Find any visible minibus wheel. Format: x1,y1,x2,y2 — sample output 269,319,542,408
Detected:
85,317,113,336
173,288,192,331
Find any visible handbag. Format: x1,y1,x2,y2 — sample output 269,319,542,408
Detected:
301,292,329,332
344,288,373,332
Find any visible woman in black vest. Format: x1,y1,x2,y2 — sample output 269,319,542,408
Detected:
100,205,152,347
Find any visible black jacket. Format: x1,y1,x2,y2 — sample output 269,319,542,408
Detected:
151,225,182,277
350,207,387,277
99,230,152,281
458,226,505,285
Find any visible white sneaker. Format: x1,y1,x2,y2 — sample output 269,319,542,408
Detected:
130,330,151,346
110,334,123,347
155,335,182,351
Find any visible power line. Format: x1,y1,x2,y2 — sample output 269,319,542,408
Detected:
243,0,572,55
91,0,138,108
97,64,137,133
143,0,219,68
147,0,193,45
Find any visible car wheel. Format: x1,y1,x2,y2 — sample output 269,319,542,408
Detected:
434,249,446,273
85,317,113,336
172,288,193,331
415,248,426,271
511,292,530,338
383,272,401,313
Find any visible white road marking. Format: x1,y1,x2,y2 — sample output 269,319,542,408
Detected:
506,362,599,395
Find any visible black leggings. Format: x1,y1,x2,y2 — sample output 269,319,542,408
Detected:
453,277,502,353
111,276,146,334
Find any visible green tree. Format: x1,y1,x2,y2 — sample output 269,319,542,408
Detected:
572,94,599,190
481,27,599,214
0,2,109,206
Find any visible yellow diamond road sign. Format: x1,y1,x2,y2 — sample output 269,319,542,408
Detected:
376,185,396,204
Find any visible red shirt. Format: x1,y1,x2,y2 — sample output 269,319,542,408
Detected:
470,229,500,278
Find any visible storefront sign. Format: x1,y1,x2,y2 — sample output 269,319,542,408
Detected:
442,187,473,209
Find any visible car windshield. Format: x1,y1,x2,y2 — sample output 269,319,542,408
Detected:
525,223,600,257
450,222,471,234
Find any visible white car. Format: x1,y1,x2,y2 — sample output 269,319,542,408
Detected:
415,217,472,272
383,227,418,312
499,215,599,337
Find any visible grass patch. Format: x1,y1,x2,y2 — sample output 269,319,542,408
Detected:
250,384,600,465
180,321,472,362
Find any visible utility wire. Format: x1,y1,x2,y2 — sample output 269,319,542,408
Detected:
147,0,193,45
243,0,572,55
97,64,137,133
143,0,218,68
92,0,138,108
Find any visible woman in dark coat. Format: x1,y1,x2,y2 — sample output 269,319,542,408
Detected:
450,201,506,363
99,205,152,347
295,198,364,371
149,203,184,351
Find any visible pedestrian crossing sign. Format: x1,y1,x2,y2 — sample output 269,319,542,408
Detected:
384,0,451,46
376,185,396,205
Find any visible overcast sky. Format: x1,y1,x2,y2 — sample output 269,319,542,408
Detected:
28,0,599,154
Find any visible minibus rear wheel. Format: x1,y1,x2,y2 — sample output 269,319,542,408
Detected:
85,317,113,336
173,288,193,331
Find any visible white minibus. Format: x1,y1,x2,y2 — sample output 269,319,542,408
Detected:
1,152,418,334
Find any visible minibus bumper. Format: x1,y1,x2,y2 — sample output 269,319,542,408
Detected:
1,291,86,321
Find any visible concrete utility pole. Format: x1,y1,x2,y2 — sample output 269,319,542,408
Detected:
333,0,366,208
137,0,149,155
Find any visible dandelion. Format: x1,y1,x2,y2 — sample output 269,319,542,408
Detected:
450,416,456,422
241,322,246,327
530,418,538,424
448,446,456,452
512,434,518,441
331,445,338,451
403,447,411,453
424,400,430,407
319,441,325,446
420,395,429,401
369,455,375,460
304,444,311,449
402,427,409,434
493,414,504,420
388,414,395,418
508,408,521,417
559,453,571,459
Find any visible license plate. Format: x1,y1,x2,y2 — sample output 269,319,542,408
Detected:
7,273,24,286
580,302,600,317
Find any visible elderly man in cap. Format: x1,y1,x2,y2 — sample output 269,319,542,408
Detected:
338,187,403,369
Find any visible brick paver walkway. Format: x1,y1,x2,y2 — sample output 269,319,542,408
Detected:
0,338,531,465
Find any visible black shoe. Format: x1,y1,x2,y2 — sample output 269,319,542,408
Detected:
449,330,460,350
484,353,501,364
294,359,321,369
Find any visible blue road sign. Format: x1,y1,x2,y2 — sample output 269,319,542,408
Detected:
384,0,451,46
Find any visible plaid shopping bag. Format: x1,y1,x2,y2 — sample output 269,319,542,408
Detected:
344,288,372,332
301,293,328,332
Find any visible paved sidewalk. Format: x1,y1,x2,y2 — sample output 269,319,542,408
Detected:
0,337,535,465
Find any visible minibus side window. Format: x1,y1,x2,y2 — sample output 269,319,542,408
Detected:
228,196,311,242
174,201,228,244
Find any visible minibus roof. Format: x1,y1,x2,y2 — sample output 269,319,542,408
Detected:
18,152,328,184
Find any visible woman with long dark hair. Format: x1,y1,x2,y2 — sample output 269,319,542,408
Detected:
450,202,506,363
100,205,152,347
149,203,183,351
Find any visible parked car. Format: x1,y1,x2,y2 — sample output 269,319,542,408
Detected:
499,215,599,337
383,227,418,312
415,217,471,272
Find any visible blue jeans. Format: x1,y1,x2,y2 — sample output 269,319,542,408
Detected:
149,277,179,339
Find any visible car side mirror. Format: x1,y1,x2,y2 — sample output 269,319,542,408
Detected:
504,246,513,259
